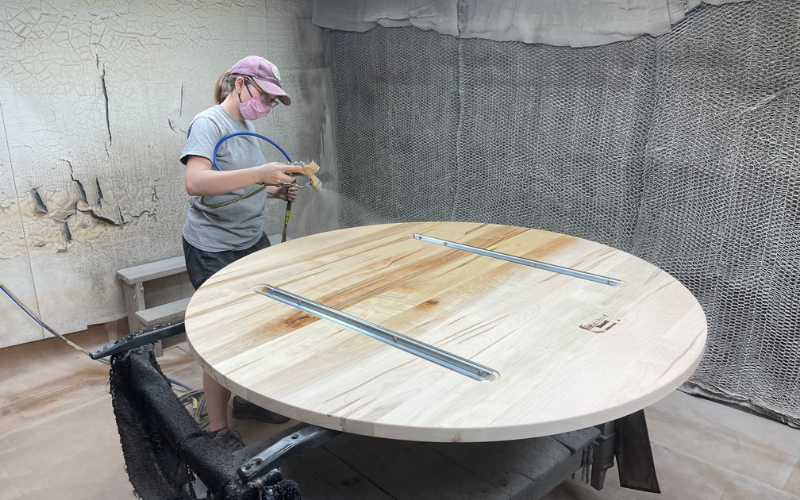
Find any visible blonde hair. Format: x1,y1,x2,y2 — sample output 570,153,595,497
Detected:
213,70,255,105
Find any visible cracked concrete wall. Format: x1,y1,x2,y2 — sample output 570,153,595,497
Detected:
0,0,338,348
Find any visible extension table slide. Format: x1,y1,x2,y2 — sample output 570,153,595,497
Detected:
185,222,707,498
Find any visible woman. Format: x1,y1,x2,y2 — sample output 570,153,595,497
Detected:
181,55,297,451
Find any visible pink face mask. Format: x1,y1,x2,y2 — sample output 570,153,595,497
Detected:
238,84,272,120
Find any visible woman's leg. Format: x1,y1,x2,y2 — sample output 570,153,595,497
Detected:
184,237,236,432
184,235,273,433
204,371,231,432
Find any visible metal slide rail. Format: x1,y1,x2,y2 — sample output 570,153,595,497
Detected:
255,286,495,381
413,234,621,287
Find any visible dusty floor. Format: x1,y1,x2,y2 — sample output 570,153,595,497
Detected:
1,325,798,500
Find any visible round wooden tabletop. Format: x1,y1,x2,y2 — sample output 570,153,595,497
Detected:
185,222,706,442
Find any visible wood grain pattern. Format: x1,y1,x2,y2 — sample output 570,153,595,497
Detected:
185,222,706,442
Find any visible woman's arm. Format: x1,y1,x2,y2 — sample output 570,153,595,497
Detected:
184,155,296,196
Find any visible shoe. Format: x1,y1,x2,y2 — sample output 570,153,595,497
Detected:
232,397,290,424
208,427,245,452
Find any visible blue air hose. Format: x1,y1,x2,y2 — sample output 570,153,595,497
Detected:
200,132,295,212
212,132,292,169
0,281,107,363
1,280,200,401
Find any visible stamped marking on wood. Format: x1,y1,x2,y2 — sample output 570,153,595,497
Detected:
579,315,621,333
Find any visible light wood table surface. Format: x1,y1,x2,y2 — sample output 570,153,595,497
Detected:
185,222,706,443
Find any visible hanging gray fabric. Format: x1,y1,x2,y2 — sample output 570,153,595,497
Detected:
313,0,748,48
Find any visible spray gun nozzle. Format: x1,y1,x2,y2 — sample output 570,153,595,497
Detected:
286,160,321,189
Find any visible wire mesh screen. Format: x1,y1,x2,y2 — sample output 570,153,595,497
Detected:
330,0,800,426
452,36,655,250
632,1,800,423
332,28,460,225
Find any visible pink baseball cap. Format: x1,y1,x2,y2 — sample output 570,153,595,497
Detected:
230,55,291,106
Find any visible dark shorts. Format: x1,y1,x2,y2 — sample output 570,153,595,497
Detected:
183,233,271,290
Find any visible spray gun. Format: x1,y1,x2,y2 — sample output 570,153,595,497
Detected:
278,161,321,242
276,160,321,189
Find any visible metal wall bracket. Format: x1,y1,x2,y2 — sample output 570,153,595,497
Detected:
256,286,496,381
412,234,621,287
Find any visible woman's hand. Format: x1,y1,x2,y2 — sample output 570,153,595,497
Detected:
256,162,296,185
273,184,299,202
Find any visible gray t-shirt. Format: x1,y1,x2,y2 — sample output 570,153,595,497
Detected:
181,106,268,252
